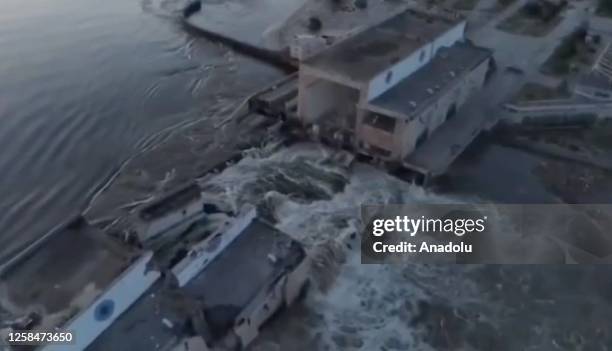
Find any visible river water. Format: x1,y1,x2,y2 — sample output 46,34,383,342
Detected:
0,0,280,260
3,0,612,348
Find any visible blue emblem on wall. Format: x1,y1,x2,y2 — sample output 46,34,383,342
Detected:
94,299,115,321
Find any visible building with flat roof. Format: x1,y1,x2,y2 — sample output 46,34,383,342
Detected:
296,7,493,177
361,42,492,159
0,216,160,351
167,213,309,351
301,8,465,90
88,209,310,351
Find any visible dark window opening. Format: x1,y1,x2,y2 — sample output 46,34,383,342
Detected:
363,113,396,133
385,71,393,84
415,130,428,149
169,247,188,267
445,104,457,122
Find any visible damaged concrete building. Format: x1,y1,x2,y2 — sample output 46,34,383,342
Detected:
296,8,493,178
166,210,309,351
0,216,160,351
88,209,310,351
1,180,309,351
132,182,206,246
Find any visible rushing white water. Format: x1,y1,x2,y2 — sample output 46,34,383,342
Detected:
199,142,612,350
200,143,482,350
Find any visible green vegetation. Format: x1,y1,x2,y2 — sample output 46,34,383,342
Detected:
540,28,597,76
597,0,612,17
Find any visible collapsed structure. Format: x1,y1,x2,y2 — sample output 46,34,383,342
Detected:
295,8,493,181
168,211,309,350
1,183,310,351
132,183,206,246
2,6,500,351
0,216,161,351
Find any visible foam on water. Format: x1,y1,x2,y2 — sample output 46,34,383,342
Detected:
201,142,490,350
197,141,612,350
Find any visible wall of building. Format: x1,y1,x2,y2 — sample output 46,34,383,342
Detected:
356,111,400,158
366,21,466,101
398,56,489,158
139,200,204,241
298,71,360,127
41,252,160,351
430,22,466,57
233,275,287,348
171,209,257,287
367,48,431,101
290,35,328,60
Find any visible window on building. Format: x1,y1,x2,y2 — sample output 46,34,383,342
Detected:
415,129,428,149
363,113,396,133
445,104,457,122
419,50,426,62
385,71,393,84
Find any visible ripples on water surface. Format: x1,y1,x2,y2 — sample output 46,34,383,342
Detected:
0,0,279,261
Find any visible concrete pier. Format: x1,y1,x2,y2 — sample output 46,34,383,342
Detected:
183,0,305,69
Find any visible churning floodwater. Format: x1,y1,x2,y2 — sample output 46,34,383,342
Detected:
0,0,280,260
198,144,612,350
3,0,612,347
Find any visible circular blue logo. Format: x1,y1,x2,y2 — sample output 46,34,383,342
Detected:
94,299,115,321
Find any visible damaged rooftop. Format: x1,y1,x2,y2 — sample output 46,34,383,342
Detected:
179,218,306,342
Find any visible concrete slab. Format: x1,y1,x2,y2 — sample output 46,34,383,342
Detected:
179,218,306,342
403,93,491,177
0,216,160,351
0,217,133,330
303,8,463,82
185,0,306,50
86,284,182,351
